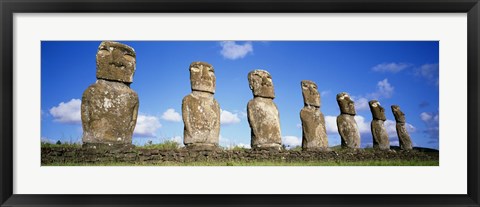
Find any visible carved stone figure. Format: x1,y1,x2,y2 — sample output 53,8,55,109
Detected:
300,80,328,151
247,70,282,150
336,92,360,149
369,100,389,150
391,105,413,150
81,41,139,147
182,62,220,150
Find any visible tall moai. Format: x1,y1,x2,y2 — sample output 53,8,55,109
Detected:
391,105,413,150
247,70,282,150
81,41,139,148
369,100,390,150
182,62,220,150
336,92,360,149
300,80,328,151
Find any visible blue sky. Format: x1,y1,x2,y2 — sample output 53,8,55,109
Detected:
41,41,439,149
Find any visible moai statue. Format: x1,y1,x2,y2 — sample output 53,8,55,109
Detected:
336,92,360,149
247,70,282,150
81,41,139,148
369,100,390,150
391,105,413,150
182,62,220,150
300,80,328,151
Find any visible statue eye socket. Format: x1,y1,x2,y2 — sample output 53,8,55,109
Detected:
123,54,135,62
191,67,200,72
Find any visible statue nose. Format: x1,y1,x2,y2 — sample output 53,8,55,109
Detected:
262,77,271,86
201,69,212,80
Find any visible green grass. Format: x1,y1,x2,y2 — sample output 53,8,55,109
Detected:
137,140,180,150
41,141,81,148
43,159,439,166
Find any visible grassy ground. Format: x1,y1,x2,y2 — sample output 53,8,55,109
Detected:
43,159,439,166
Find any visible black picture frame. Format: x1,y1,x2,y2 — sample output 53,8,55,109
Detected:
1,0,479,206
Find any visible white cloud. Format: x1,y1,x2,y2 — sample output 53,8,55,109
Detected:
354,97,369,111
352,79,395,111
220,109,241,125
416,63,439,85
282,136,301,148
296,123,302,129
320,90,330,97
134,115,161,137
354,115,370,134
372,62,411,73
325,115,370,135
385,119,416,137
420,112,433,122
161,108,181,122
372,78,394,98
49,99,81,124
220,41,253,60
220,135,250,149
168,136,183,146
420,111,439,141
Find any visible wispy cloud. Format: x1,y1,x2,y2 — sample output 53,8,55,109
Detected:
415,63,439,85
49,99,81,124
134,115,161,137
219,41,253,60
372,62,411,73
325,115,370,134
353,78,394,110
320,90,330,97
161,108,182,122
220,109,241,125
420,111,439,141
282,136,301,149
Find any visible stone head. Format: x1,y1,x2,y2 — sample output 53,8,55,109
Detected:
391,105,406,123
369,100,386,121
336,92,356,115
96,41,136,83
189,61,216,94
248,70,275,99
301,80,320,107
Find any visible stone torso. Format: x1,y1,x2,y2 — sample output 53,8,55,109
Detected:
81,79,139,145
371,120,389,150
247,97,282,148
396,123,413,150
182,93,220,146
300,107,328,150
337,114,360,148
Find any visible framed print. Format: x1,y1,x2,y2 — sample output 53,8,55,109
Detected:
1,0,479,206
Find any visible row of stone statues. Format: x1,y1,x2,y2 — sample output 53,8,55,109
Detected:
80,41,413,151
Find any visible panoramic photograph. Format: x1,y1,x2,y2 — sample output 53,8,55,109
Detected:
41,41,439,166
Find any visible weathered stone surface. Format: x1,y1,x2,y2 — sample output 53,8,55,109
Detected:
300,107,328,150
301,80,320,107
96,41,136,83
182,92,220,149
391,105,413,150
248,69,275,99
371,120,389,150
337,114,360,148
247,70,281,150
189,61,216,93
82,41,139,147
369,100,386,121
336,92,360,149
369,100,389,150
182,62,220,150
42,147,440,165
300,80,328,151
81,79,139,146
337,92,356,115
